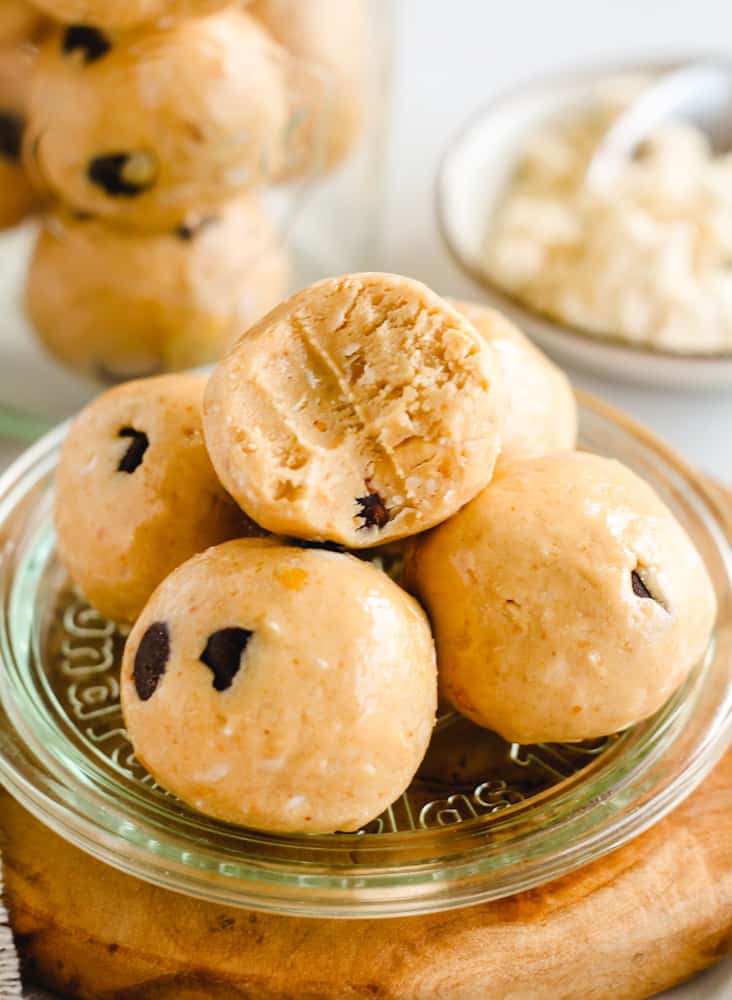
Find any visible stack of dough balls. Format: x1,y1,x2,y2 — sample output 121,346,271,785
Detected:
54,273,718,836
15,0,366,381
0,2,46,227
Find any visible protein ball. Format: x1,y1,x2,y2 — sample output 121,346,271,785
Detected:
54,374,258,624
25,9,288,230
204,273,505,548
406,451,717,743
121,539,437,834
25,198,289,381
250,0,365,175
0,45,37,228
0,0,46,46
450,299,577,465
26,0,236,31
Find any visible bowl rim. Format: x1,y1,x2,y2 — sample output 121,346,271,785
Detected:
0,394,731,918
436,52,732,365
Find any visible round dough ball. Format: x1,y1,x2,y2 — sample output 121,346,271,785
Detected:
25,10,288,230
450,300,577,465
55,374,258,624
406,452,717,743
26,0,235,31
0,44,37,228
250,0,364,175
25,198,289,382
0,0,46,46
204,273,506,548
121,538,437,833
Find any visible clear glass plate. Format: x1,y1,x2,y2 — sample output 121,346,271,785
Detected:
0,393,731,918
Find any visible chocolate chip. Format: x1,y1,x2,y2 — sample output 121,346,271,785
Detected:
200,628,253,692
133,622,169,701
287,538,346,553
355,492,390,530
117,427,149,473
174,215,217,240
631,569,655,601
0,113,23,161
62,25,111,63
87,152,157,197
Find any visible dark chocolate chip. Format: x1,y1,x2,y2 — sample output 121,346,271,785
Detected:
631,569,655,601
355,492,390,530
0,113,23,161
133,622,170,701
87,152,157,197
174,215,217,240
200,627,254,692
62,25,111,63
287,538,346,553
117,427,149,473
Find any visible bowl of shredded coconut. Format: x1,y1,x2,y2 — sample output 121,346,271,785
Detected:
438,58,732,387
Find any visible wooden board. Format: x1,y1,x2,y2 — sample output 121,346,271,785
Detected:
1,751,731,1000
2,484,732,1000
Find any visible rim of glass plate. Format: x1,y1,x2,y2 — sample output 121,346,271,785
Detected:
0,394,730,918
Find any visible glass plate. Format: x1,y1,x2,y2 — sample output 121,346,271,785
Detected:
0,393,731,918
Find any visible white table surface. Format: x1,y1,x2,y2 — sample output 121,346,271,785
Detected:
384,0,732,487
5,3,731,996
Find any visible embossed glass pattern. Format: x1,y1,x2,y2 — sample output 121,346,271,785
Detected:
0,393,731,917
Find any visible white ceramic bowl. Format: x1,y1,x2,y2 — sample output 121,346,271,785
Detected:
437,57,732,389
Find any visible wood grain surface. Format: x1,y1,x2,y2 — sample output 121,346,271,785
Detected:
1,748,731,999
1,486,731,1000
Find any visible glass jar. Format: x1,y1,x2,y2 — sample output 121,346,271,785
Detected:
0,0,394,438
0,392,730,918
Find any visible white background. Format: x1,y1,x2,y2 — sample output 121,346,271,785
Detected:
384,0,732,486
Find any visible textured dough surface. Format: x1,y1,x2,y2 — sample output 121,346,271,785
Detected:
26,10,287,230
250,0,365,175
25,197,289,380
27,0,235,30
0,44,37,228
121,539,437,833
55,374,254,623
406,451,718,743
449,299,577,465
204,273,505,547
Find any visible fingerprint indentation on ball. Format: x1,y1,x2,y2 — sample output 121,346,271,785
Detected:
62,25,111,63
631,569,656,602
0,113,23,161
200,628,254,692
355,492,390,530
87,152,157,197
133,622,170,701
117,427,149,473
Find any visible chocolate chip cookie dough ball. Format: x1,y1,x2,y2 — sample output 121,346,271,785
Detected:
204,273,505,548
407,452,717,744
250,0,364,174
25,10,288,230
25,197,289,382
55,374,256,624
0,0,45,46
121,539,437,833
450,300,577,465
0,45,37,228
28,0,233,30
